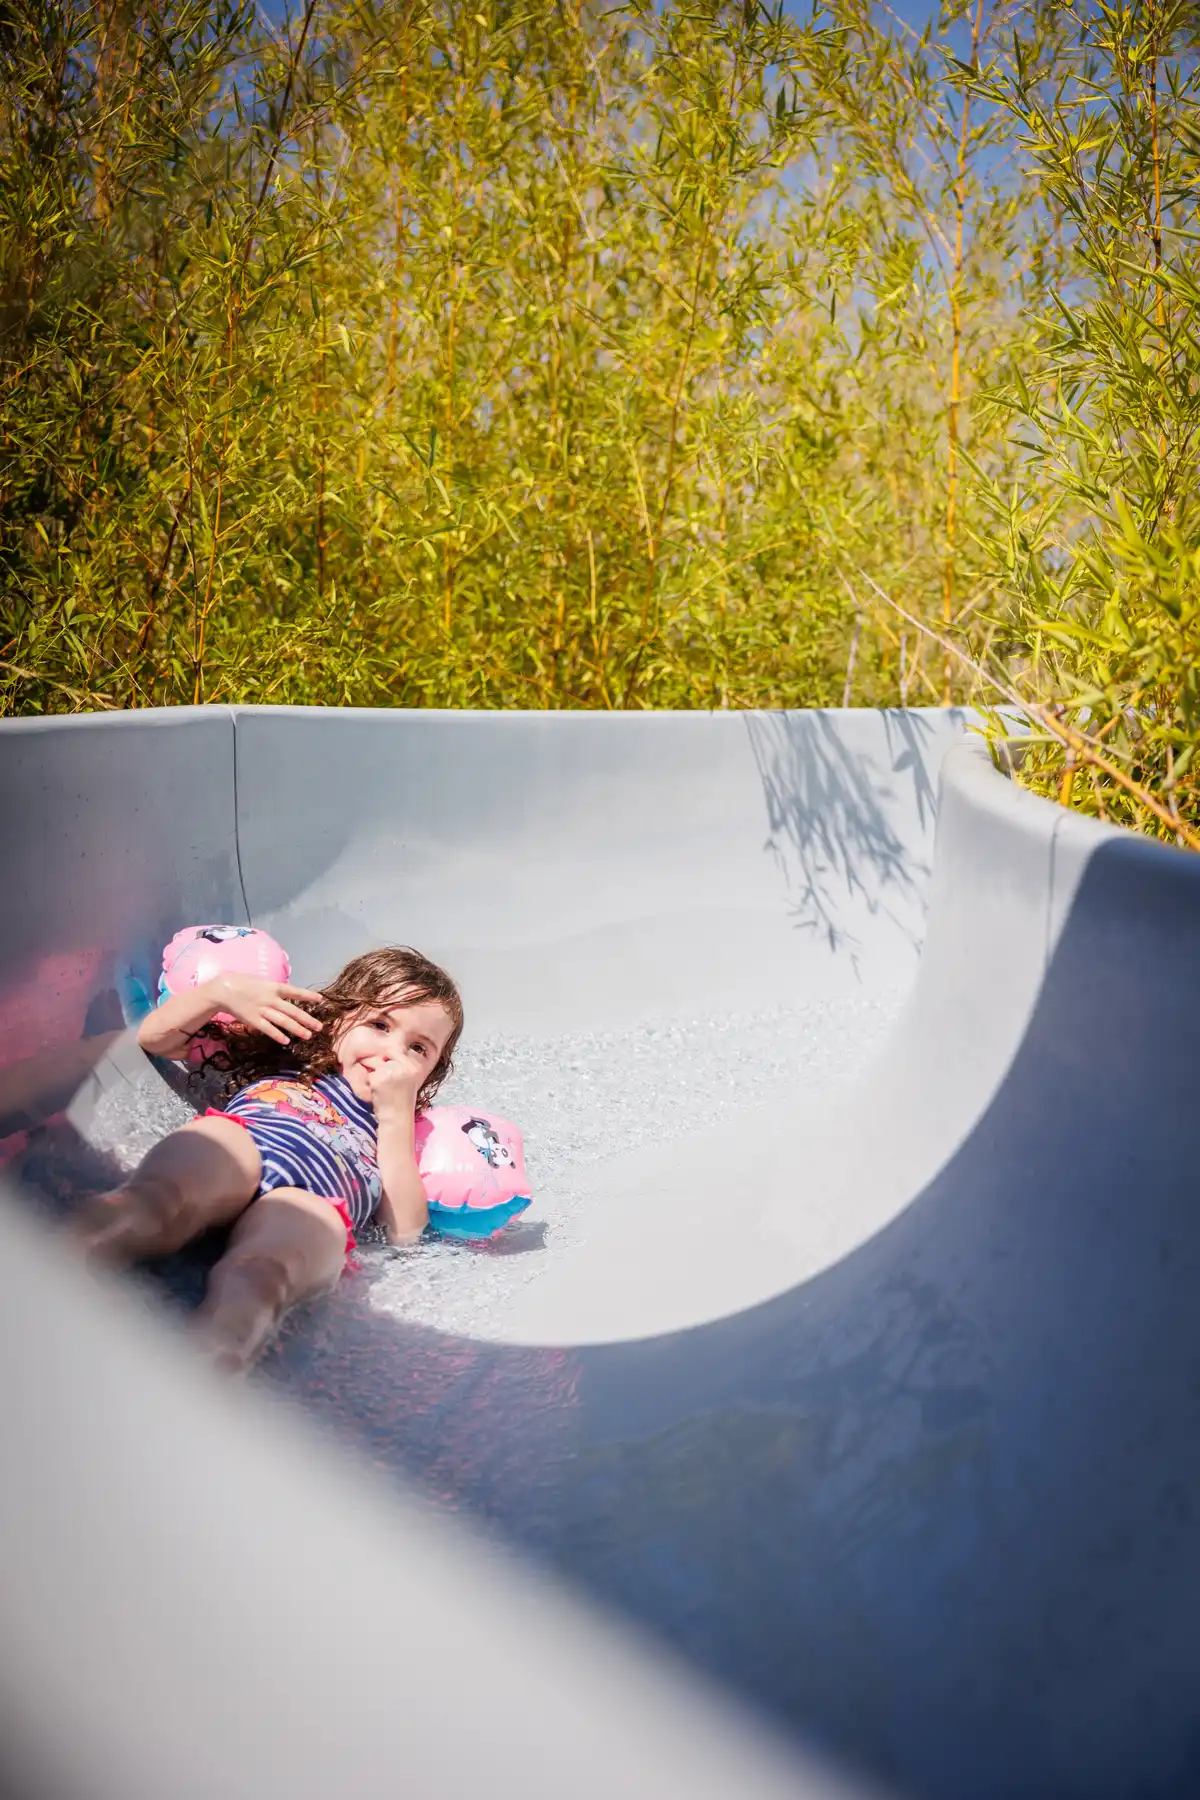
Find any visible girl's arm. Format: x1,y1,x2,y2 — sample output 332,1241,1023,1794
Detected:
137,975,325,1061
369,1061,429,1245
138,984,227,1059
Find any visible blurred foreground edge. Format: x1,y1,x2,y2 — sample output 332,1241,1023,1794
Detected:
0,1186,875,1800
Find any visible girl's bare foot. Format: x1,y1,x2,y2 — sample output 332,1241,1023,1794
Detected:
73,1178,184,1267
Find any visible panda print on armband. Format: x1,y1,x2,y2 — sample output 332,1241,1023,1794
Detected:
461,1116,514,1169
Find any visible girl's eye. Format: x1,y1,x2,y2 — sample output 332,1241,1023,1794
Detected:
371,1018,389,1032
412,1041,430,1058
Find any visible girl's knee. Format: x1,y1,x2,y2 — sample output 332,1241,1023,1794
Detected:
221,1216,343,1307
218,1249,299,1314
113,1175,195,1235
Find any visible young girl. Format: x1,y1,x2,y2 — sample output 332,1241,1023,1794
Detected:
75,946,463,1373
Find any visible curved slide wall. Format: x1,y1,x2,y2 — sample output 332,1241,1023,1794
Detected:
2,706,1199,1800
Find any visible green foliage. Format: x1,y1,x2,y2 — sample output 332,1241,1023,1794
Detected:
1,0,1197,847
964,0,1200,843
0,0,1023,713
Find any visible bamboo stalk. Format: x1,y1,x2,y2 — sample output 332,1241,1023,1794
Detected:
0,659,118,708
842,609,862,708
314,119,327,602
1147,0,1168,471
941,0,987,705
384,59,410,399
841,564,1200,854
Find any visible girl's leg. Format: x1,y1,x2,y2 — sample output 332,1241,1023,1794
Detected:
191,1187,347,1375
74,1115,262,1266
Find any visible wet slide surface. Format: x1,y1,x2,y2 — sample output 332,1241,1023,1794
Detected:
2,706,1200,1800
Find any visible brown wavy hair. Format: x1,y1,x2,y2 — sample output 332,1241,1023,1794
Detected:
200,946,464,1112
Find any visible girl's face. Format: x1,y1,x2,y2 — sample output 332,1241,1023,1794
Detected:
334,994,457,1104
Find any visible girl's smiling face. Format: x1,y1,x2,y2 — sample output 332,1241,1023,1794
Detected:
334,993,457,1105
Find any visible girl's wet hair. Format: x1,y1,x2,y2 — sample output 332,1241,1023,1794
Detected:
202,945,464,1112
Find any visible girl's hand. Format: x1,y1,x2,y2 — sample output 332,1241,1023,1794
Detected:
366,1053,424,1118
211,974,325,1046
371,1055,429,1244
139,974,325,1061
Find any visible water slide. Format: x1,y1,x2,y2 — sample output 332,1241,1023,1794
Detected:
2,706,1198,1800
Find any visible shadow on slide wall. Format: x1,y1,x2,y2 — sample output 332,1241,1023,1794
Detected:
747,707,941,962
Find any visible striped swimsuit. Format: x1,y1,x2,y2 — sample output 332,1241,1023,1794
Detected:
218,1072,382,1232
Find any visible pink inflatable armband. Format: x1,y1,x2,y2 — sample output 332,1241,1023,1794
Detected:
415,1106,531,1240
157,925,292,1065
